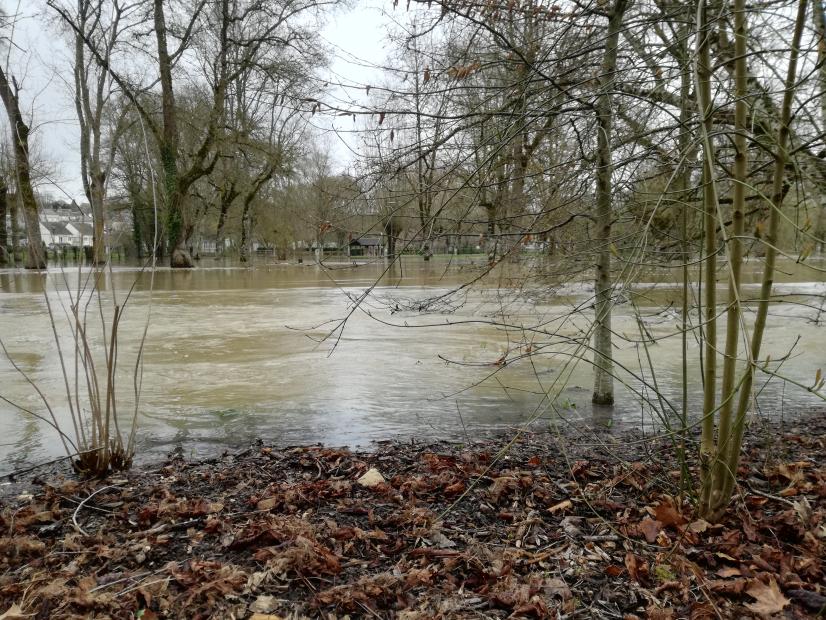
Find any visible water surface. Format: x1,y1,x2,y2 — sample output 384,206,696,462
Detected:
1,255,824,474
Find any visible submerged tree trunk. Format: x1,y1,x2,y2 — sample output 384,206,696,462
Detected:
90,174,106,263
131,200,144,259
591,0,629,406
239,197,253,263
0,65,46,269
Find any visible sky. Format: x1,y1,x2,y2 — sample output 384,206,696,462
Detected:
0,0,393,203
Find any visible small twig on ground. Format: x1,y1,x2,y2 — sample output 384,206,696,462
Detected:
88,571,152,594
127,518,204,539
72,484,121,536
744,484,797,506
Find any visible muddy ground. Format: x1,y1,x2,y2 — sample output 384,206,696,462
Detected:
0,412,824,619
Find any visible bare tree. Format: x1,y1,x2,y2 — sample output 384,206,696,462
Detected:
0,62,46,269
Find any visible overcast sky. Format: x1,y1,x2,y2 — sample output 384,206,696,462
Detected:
0,0,392,203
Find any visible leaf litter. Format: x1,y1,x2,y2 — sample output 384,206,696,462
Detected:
0,412,824,619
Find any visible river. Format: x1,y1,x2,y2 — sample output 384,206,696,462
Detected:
1,255,824,474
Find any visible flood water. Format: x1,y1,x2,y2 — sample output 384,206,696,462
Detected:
1,254,825,474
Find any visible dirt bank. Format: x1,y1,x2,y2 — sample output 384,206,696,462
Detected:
1,412,824,619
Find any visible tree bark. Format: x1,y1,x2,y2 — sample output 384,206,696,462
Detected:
705,0,750,517
10,193,19,262
154,0,192,268
239,199,252,263
0,180,7,264
715,0,808,519
696,0,719,516
591,0,629,406
0,65,46,269
814,0,826,252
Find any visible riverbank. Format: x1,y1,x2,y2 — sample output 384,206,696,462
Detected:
1,412,824,619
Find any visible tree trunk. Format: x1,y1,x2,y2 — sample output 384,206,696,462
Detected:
705,0,750,517
814,0,826,253
696,0,719,515
384,217,396,259
131,199,144,259
239,199,252,263
90,174,106,263
10,194,19,262
591,0,629,406
154,0,193,268
720,0,808,510
0,181,7,264
0,66,46,270
215,184,237,257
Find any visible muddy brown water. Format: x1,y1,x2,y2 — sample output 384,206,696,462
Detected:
1,255,825,474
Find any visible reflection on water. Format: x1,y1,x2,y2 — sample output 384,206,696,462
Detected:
0,255,824,473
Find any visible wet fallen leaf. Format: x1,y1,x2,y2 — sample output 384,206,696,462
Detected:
256,497,279,511
639,517,662,543
715,566,741,578
654,498,686,527
745,577,790,616
706,578,747,594
605,564,624,577
645,605,675,620
625,552,649,584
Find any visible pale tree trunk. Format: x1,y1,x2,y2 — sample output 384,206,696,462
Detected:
814,0,826,252
0,180,7,263
72,0,120,266
696,0,719,514
10,194,19,262
0,65,46,269
591,0,629,406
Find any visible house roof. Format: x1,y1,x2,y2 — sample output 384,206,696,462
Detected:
71,222,95,235
41,222,72,235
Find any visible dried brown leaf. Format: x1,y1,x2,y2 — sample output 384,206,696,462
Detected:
639,518,662,543
0,604,31,619
745,577,790,616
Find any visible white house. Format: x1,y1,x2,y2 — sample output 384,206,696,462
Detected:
65,222,94,247
39,222,74,246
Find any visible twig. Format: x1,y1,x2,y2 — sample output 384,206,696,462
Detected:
72,484,120,536
115,577,171,598
127,518,204,539
88,571,152,593
744,484,797,507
